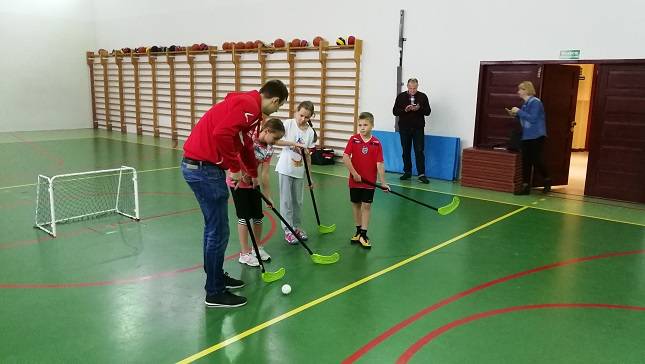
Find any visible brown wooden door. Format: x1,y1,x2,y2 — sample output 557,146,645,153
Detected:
475,64,541,148
537,65,580,186
586,64,645,203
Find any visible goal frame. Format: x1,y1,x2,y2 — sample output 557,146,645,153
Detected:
34,166,140,237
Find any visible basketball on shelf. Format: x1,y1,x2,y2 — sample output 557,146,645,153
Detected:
274,38,286,48
254,40,265,48
336,37,346,45
313,36,323,47
348,35,356,45
246,41,256,49
290,38,301,47
235,41,246,50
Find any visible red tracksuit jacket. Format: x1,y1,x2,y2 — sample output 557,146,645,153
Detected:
183,90,262,177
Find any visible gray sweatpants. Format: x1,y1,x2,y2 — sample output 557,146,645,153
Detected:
278,173,305,232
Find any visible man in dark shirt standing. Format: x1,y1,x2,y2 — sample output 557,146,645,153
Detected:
392,78,431,183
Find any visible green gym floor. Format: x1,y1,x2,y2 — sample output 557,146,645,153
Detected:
1,130,644,364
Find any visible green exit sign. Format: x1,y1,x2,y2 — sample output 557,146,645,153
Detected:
559,49,581,60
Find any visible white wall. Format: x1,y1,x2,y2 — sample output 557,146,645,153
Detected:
403,0,645,147
21,0,641,145
0,0,95,132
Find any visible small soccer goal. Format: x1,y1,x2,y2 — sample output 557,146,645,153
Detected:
35,166,140,237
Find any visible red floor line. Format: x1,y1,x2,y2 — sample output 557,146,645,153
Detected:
0,264,205,288
11,133,66,166
0,210,277,289
342,249,645,363
396,303,645,363
0,207,201,250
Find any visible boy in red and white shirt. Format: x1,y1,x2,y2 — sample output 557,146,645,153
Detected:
342,112,389,249
226,118,285,267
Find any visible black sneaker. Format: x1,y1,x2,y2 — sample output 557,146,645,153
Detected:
400,173,411,180
205,290,247,308
542,178,552,193
224,272,244,289
514,183,530,195
418,175,430,184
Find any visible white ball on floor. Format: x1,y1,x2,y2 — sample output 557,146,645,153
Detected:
281,284,291,295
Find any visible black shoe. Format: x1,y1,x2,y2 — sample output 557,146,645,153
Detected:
224,272,244,289
514,183,530,195
543,179,552,193
400,173,411,180
418,175,430,184
205,290,247,308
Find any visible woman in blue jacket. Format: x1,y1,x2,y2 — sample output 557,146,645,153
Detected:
507,81,551,195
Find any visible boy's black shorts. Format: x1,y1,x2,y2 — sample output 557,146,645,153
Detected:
350,188,375,204
230,188,263,220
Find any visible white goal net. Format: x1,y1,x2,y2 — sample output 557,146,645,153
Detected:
35,166,140,237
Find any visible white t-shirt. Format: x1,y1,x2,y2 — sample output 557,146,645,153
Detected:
275,118,316,178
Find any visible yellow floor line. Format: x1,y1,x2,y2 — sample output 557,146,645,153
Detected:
99,133,645,227
0,166,180,191
312,170,645,228
0,182,38,191
176,206,529,363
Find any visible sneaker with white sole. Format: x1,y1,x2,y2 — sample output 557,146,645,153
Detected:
285,232,298,245
205,290,247,308
223,272,245,289
253,246,271,261
294,228,308,241
238,253,260,267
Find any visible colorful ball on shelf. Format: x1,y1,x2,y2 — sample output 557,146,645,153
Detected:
254,40,265,49
299,39,308,47
336,37,347,46
246,41,256,49
235,41,246,50
290,38,301,47
313,36,323,47
274,38,286,48
348,35,356,45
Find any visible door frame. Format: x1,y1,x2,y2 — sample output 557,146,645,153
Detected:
474,59,645,202
475,59,645,145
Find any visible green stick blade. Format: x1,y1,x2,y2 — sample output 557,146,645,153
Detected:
318,224,336,234
311,252,340,265
438,196,460,216
261,267,286,283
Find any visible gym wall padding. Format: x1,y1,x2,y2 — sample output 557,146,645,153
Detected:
371,130,460,181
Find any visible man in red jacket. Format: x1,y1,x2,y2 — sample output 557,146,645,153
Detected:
182,80,288,308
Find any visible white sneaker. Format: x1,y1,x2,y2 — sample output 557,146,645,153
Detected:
238,252,260,267
253,246,271,261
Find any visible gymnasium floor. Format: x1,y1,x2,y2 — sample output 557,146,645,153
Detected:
1,130,644,363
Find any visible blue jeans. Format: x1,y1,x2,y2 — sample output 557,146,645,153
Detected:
181,162,230,296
